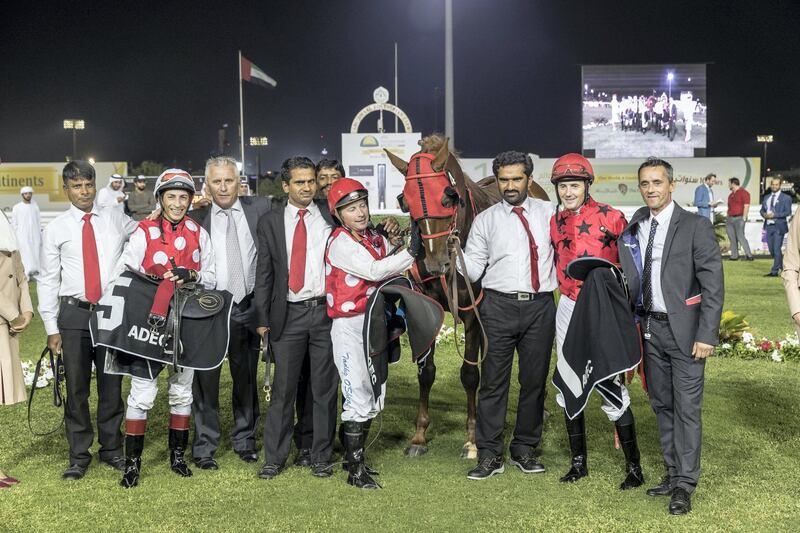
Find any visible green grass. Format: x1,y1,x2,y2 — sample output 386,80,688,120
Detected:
1,261,798,532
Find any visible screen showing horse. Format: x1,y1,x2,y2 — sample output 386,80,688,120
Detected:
581,63,707,159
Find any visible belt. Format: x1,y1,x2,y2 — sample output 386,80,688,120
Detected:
486,288,552,301
287,296,326,307
636,310,669,322
60,296,96,311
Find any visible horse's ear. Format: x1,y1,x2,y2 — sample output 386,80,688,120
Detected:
431,137,450,172
528,180,550,201
396,192,410,213
384,149,408,175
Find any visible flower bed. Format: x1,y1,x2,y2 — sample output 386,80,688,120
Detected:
716,331,800,363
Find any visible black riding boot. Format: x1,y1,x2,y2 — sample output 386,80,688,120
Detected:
560,412,588,483
615,412,645,490
169,429,193,477
120,434,144,488
340,419,379,475
343,421,379,490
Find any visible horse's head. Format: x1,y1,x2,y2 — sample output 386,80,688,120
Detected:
386,136,461,275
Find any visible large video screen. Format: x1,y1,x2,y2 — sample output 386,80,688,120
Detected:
582,64,707,158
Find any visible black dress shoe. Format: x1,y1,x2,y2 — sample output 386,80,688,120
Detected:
467,456,504,480
764,272,779,277
194,458,219,470
101,456,126,471
311,462,334,478
646,474,673,497
236,450,258,464
258,463,284,480
728,257,739,261
509,454,545,474
745,256,754,261
669,487,692,515
62,464,87,481
294,448,312,467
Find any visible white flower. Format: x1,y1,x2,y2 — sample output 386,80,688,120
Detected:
721,343,732,350
742,331,755,344
771,350,782,362
782,333,799,347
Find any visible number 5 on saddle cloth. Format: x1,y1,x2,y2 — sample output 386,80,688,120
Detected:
89,269,233,380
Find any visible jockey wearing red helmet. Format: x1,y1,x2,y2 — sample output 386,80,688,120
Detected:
548,153,643,490
324,177,420,490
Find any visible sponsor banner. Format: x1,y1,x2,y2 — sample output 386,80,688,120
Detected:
0,161,128,210
341,133,422,213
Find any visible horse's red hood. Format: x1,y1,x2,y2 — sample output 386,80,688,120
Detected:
403,152,457,221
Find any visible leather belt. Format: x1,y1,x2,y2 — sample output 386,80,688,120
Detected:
60,296,96,311
486,288,552,301
288,296,326,307
637,310,669,321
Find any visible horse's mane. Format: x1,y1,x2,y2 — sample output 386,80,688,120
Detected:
419,133,501,212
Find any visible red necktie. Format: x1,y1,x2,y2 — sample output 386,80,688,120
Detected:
82,213,102,303
511,206,540,292
288,209,308,293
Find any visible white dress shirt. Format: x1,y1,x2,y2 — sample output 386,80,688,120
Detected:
210,199,257,295
285,201,331,301
37,204,138,335
326,231,413,283
637,200,675,313
111,221,216,290
96,186,126,211
459,197,557,293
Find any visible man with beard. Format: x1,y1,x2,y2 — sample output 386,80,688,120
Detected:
126,176,156,221
315,158,344,199
97,174,126,212
548,153,644,490
38,161,138,480
458,151,557,480
11,186,41,278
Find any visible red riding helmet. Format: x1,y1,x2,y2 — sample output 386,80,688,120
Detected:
550,153,594,185
328,177,369,216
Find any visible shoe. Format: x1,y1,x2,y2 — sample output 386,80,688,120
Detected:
294,448,312,467
560,412,588,483
62,464,87,481
343,421,380,489
745,256,754,261
646,474,673,497
0,476,19,485
101,456,126,471
237,450,258,464
728,257,739,261
168,429,193,477
467,456,505,480
194,458,219,470
120,433,144,488
764,272,779,277
669,487,692,515
311,462,334,478
258,463,284,480
615,416,645,490
509,454,545,474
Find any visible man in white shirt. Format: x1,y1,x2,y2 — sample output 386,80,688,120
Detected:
11,186,41,278
96,174,126,211
188,156,272,469
458,151,557,481
254,156,340,480
37,161,138,481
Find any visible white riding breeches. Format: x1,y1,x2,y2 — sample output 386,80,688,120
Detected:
126,367,194,419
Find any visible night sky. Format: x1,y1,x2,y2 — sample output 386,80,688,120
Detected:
2,0,798,174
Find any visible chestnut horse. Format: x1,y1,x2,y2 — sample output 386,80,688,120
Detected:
385,135,548,458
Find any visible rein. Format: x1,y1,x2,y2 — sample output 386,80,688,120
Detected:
444,234,488,366
27,346,66,436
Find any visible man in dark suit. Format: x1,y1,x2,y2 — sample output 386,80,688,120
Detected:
254,156,339,480
617,157,724,515
760,177,793,277
190,156,272,469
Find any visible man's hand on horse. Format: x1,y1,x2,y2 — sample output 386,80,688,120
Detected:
382,216,402,236
446,235,461,255
164,267,198,286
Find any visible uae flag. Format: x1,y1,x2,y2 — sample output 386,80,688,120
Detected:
240,55,277,88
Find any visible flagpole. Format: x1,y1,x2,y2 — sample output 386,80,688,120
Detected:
238,49,245,176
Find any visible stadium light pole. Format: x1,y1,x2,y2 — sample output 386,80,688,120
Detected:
63,119,85,160
249,136,268,195
667,71,674,100
444,0,454,147
756,135,774,194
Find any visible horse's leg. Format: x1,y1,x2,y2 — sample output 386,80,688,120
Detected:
460,313,480,459
405,350,436,457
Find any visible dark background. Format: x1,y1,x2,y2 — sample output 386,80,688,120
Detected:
1,0,798,173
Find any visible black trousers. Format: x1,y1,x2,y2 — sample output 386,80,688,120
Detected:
263,303,339,465
293,352,315,450
643,318,705,493
476,291,555,459
192,298,261,458
58,302,124,467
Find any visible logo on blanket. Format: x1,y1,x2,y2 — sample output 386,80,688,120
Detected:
582,360,594,387
127,325,165,346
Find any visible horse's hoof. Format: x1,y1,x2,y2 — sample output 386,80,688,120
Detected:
404,445,428,457
460,443,478,460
